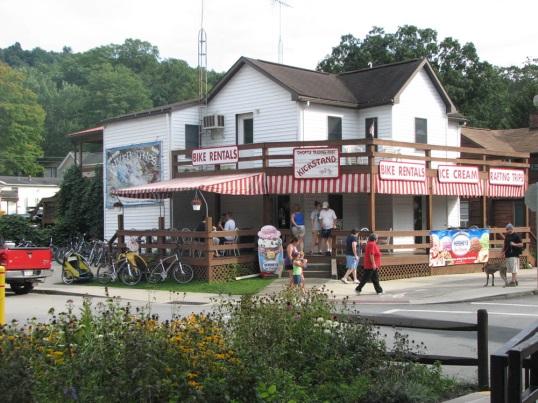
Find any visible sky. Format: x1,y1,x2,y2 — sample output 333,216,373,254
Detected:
0,0,537,72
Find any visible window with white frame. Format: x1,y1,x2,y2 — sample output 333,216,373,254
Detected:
460,200,470,228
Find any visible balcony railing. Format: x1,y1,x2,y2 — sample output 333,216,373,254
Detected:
171,138,529,177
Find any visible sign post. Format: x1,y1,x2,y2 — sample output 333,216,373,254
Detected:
524,183,538,289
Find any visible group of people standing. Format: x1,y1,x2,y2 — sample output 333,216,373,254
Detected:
291,201,338,256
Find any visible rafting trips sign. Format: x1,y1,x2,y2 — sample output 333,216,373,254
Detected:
192,146,239,166
489,168,525,186
379,161,426,182
293,147,340,179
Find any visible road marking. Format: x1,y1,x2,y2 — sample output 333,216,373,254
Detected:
382,309,538,317
471,302,538,308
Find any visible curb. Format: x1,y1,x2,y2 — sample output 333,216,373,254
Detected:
428,289,538,305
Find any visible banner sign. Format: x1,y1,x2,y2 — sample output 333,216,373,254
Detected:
429,228,490,267
379,160,425,182
192,146,239,166
257,225,283,275
438,165,479,184
293,148,339,179
489,168,525,186
105,142,161,208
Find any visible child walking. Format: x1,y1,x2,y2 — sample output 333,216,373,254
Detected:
292,252,307,292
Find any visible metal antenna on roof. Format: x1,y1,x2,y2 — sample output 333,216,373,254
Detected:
198,0,208,144
272,0,291,64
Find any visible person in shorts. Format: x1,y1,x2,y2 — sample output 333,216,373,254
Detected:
309,201,322,254
341,228,360,284
290,205,306,252
292,252,307,292
503,223,523,287
319,201,337,256
284,237,300,286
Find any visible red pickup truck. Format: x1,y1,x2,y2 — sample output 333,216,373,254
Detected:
0,243,53,294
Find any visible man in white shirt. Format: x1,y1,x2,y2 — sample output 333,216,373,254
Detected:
223,212,237,241
319,201,337,256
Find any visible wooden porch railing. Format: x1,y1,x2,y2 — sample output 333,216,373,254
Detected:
171,138,529,177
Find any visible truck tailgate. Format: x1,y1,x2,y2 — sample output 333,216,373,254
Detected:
0,247,52,270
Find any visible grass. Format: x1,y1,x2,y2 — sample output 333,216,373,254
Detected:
84,277,276,295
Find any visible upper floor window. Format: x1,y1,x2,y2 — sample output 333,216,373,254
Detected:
415,118,427,144
237,113,254,145
328,116,342,141
365,117,378,139
185,124,200,149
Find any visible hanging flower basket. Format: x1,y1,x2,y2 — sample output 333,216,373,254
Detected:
191,197,202,211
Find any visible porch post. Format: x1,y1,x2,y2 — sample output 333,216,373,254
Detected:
426,150,433,231
158,216,165,256
368,144,376,231
117,214,125,247
482,155,487,227
205,216,213,281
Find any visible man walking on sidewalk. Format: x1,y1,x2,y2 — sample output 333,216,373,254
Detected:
356,233,383,294
503,223,523,287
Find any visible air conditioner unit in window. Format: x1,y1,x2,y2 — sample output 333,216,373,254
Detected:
202,114,224,130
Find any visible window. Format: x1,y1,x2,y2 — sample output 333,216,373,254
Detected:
328,116,342,141
328,194,343,219
514,200,525,227
365,117,378,139
185,124,200,149
460,200,470,228
243,118,253,144
415,118,427,144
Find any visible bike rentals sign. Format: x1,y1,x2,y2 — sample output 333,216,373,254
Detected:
429,228,490,267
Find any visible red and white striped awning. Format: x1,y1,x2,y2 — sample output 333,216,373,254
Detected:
432,178,485,197
112,173,266,199
376,177,428,195
487,182,527,198
266,173,369,194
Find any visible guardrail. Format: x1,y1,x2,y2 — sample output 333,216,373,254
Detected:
337,309,490,390
491,321,538,402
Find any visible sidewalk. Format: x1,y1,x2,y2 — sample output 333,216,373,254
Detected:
37,264,537,305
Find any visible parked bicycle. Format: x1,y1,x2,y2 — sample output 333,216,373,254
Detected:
147,253,194,284
96,249,148,286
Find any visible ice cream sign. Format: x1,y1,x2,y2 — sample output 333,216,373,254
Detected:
489,168,525,186
257,225,283,275
429,228,490,267
438,165,479,184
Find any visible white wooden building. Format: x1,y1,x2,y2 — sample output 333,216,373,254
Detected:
103,57,466,243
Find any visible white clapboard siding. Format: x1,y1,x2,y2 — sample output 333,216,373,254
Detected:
171,106,200,150
432,196,460,229
202,64,298,170
103,114,171,240
392,196,414,246
392,68,456,163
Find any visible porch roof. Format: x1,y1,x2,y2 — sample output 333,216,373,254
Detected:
112,172,266,199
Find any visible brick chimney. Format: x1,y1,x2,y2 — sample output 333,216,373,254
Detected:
531,111,538,130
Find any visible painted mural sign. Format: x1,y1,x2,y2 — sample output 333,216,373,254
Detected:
257,225,283,276
489,168,525,186
293,147,340,179
192,146,239,166
379,160,426,181
438,165,479,183
105,142,161,207
429,228,490,267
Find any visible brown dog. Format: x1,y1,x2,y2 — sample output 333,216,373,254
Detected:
483,262,507,287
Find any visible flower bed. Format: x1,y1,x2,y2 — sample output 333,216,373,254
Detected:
0,290,471,402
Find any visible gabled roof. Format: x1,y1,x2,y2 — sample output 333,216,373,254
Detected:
462,126,538,154
494,127,538,153
462,127,517,152
208,57,457,112
102,99,200,124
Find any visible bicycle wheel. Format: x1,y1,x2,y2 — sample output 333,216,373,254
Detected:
172,262,194,284
61,268,75,285
96,264,115,284
148,265,166,283
55,247,66,264
119,261,142,286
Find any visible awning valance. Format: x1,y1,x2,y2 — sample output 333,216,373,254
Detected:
112,172,266,199
487,183,527,198
432,178,485,197
266,173,369,194
376,177,428,195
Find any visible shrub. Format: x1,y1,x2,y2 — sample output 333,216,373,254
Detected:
0,290,468,402
0,215,51,245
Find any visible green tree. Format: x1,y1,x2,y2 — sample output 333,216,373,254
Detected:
56,166,89,238
0,62,45,175
503,59,538,128
317,25,514,129
83,167,104,239
84,63,153,124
